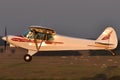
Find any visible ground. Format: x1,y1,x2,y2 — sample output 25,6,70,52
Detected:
0,47,120,80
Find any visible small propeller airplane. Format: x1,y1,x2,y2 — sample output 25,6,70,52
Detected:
2,26,118,62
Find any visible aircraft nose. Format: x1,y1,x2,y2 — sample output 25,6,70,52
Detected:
2,36,7,41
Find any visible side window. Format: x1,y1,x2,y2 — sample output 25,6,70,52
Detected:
28,32,34,39
36,33,45,39
47,34,54,41
33,32,54,41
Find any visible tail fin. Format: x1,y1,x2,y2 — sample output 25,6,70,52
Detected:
96,27,118,49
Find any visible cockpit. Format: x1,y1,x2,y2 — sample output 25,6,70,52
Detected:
23,26,56,41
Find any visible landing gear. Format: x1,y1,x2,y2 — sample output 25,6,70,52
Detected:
107,50,116,56
24,54,32,62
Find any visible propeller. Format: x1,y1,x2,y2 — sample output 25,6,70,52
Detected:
3,27,8,50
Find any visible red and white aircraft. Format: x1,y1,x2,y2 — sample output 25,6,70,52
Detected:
2,26,118,62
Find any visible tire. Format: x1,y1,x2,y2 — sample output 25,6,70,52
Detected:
24,54,32,62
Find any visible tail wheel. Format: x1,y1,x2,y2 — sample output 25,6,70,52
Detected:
24,54,32,62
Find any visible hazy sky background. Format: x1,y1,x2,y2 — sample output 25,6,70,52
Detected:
0,0,120,39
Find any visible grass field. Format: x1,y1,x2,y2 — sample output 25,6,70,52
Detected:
0,47,120,80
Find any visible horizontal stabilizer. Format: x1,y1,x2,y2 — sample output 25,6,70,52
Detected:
95,42,114,46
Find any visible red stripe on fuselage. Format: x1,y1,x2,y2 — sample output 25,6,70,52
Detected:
11,37,63,44
11,38,35,42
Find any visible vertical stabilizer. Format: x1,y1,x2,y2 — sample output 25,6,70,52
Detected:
96,27,118,49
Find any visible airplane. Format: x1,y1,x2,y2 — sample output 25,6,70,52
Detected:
2,26,118,62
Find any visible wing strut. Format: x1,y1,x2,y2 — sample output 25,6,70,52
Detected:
33,29,47,51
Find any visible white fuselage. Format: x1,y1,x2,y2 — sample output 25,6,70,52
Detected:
3,35,112,51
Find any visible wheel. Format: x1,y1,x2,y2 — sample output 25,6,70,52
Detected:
24,54,32,62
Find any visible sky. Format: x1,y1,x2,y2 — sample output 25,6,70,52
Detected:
0,0,120,39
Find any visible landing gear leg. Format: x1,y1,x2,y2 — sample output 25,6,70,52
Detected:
24,54,32,62
107,50,116,56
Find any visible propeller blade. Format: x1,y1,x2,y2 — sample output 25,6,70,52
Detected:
4,27,7,50
4,40,7,50
5,27,7,37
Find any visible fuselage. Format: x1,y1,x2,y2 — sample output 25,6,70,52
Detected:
2,35,112,51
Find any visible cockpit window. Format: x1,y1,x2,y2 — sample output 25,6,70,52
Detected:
47,34,54,40
23,30,54,40
36,32,45,39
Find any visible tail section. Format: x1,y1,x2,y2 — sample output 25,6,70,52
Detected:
96,27,118,49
